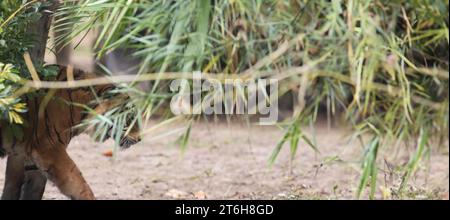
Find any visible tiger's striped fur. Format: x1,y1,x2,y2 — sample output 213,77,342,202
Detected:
0,65,141,200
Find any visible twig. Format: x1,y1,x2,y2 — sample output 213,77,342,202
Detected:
23,52,41,87
406,67,449,79
67,64,75,86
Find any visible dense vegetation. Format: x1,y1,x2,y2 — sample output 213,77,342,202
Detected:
1,0,449,199
0,0,36,125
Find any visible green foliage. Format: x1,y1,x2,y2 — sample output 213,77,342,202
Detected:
269,114,318,166
399,129,429,194
1,0,59,79
0,63,26,124
0,0,42,76
1,1,60,134
357,137,379,199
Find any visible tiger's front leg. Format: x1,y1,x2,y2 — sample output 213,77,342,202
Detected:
1,154,25,200
20,159,48,200
31,145,95,200
2,154,48,200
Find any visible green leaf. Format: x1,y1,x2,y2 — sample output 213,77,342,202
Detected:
357,137,379,199
399,128,429,194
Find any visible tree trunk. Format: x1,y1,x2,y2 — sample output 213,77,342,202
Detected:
26,0,57,63
21,0,58,199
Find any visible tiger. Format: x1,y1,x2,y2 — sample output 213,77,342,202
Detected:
0,65,141,200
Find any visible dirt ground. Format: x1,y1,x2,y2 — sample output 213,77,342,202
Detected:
1,120,448,200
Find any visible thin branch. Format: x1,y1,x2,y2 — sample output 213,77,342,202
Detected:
18,67,446,111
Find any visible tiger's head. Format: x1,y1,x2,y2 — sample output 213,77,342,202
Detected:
56,65,142,149
89,93,142,149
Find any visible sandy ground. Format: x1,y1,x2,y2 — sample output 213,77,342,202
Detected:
1,120,448,200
